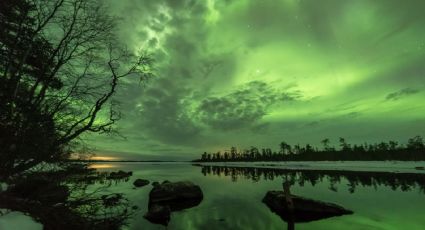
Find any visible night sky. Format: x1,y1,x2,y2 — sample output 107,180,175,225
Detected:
88,0,425,160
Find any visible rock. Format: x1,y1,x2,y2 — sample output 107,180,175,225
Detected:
415,166,425,170
262,191,353,223
148,181,203,209
144,204,171,226
133,179,150,187
144,181,203,225
152,181,160,187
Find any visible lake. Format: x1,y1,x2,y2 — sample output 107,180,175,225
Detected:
92,162,425,230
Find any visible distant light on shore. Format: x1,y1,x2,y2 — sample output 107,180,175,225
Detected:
88,163,117,169
89,156,120,161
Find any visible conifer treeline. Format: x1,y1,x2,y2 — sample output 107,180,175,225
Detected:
195,136,425,161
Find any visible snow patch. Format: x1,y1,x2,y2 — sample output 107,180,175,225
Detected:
0,211,42,230
0,183,8,192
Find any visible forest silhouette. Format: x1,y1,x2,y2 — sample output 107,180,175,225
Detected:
196,136,425,162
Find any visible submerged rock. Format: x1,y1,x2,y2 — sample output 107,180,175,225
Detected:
262,191,353,223
133,179,150,187
144,204,171,225
144,181,203,225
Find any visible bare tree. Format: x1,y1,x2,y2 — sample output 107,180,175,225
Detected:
0,0,153,177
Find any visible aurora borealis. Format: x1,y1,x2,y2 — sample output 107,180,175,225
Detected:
89,0,425,160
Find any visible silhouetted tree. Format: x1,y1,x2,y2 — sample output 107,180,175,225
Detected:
407,136,424,150
293,144,301,154
223,151,229,160
250,146,259,160
377,142,389,151
201,152,207,161
321,138,330,151
0,0,153,178
266,148,273,158
339,137,350,151
230,146,237,160
389,141,398,151
261,148,267,160
279,141,291,155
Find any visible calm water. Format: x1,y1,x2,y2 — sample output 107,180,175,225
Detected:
94,162,425,230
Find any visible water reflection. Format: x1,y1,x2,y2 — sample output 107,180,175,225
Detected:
88,163,118,169
95,163,425,230
196,164,425,193
0,164,134,230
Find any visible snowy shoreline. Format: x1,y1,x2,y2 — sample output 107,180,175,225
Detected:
193,161,425,174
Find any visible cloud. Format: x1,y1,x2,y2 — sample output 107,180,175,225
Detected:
106,0,221,148
386,88,420,101
90,0,425,158
195,81,300,130
136,78,202,146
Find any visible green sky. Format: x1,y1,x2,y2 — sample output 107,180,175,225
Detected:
88,0,425,160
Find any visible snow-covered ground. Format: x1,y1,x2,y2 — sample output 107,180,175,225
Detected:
0,210,42,230
0,183,42,229
196,161,425,174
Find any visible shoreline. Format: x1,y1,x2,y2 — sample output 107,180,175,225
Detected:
192,161,425,174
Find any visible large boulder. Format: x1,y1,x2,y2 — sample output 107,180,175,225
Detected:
144,181,203,225
148,181,203,209
262,191,353,223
